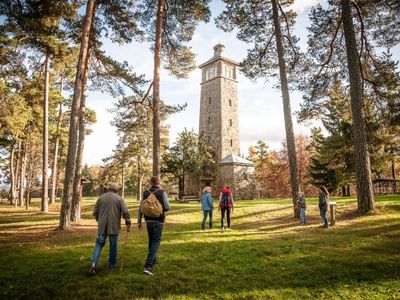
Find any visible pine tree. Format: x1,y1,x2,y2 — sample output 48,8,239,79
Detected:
137,0,211,178
217,0,301,217
300,0,400,212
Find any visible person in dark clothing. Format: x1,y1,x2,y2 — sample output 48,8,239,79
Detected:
218,186,234,230
297,191,307,225
138,176,170,275
319,186,329,228
89,182,131,276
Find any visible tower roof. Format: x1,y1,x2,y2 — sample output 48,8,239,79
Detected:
220,154,255,166
198,44,239,69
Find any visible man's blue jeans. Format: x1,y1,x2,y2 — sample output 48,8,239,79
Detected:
145,221,164,268
91,234,118,268
300,208,306,224
201,210,213,229
320,210,329,228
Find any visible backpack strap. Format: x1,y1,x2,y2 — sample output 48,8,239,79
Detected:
149,189,159,195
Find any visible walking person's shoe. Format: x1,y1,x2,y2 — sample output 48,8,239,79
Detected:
144,267,154,275
88,264,97,276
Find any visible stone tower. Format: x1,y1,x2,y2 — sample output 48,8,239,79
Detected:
198,44,240,163
185,44,258,199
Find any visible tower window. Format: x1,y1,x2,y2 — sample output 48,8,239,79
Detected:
205,66,217,80
225,65,233,78
230,139,233,147
209,97,211,104
208,116,211,124
229,119,232,126
229,99,232,106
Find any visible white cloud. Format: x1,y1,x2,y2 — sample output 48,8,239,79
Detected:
290,0,322,13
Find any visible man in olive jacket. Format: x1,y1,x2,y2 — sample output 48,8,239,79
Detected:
88,182,131,275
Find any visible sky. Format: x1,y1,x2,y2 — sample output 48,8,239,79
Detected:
80,0,385,166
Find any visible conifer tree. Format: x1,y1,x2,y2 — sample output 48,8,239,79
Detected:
137,0,211,178
300,0,400,212
217,0,301,217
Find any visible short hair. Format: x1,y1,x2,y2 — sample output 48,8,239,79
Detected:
203,186,211,193
225,186,230,190
150,176,160,186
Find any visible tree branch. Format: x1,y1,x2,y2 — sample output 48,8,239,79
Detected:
310,16,342,98
131,81,153,104
277,1,297,56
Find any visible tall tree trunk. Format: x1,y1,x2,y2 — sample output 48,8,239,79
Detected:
152,0,163,178
15,141,21,207
42,53,50,212
137,159,142,201
71,44,91,223
121,163,125,198
59,0,96,229
70,87,87,222
341,185,346,197
341,0,374,213
9,143,16,205
51,79,64,204
271,0,300,217
19,142,27,207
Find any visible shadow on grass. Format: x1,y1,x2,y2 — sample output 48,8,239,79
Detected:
1,214,400,299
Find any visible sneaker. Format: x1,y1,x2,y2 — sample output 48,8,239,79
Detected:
144,267,154,275
88,265,97,276
221,227,225,231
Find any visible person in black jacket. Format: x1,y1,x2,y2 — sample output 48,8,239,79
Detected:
138,176,170,275
318,186,329,228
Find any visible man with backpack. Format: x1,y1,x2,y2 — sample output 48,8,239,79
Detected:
218,186,234,230
137,176,170,275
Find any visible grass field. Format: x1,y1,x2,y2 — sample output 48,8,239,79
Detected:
0,195,400,299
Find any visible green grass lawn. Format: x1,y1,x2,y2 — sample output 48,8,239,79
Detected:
0,195,400,299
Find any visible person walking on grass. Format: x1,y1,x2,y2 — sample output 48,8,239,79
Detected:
201,186,213,230
297,191,307,225
218,186,234,230
319,186,329,229
88,182,131,276
138,176,170,276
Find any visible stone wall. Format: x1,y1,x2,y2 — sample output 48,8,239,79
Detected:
219,164,258,200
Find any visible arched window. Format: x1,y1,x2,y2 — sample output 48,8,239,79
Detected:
229,119,232,126
230,139,233,147
229,99,232,106
208,116,211,124
209,97,211,104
